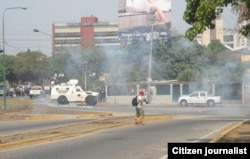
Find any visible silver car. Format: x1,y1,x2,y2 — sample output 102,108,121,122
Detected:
0,85,10,96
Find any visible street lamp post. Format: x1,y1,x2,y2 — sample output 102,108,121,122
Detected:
2,7,27,110
147,24,154,104
82,61,88,91
33,29,51,38
33,28,55,75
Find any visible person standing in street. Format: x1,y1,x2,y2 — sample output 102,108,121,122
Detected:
135,91,148,125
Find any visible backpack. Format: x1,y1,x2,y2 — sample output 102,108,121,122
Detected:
131,96,138,106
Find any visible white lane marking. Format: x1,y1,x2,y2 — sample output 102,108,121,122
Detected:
159,154,168,159
192,122,234,143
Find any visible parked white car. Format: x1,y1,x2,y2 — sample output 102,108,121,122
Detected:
29,86,44,98
178,91,222,107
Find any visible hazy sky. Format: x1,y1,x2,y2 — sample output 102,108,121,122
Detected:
0,0,237,55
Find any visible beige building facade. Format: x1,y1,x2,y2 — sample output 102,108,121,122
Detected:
52,16,120,54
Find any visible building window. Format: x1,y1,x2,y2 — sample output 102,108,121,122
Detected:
55,32,81,38
223,35,233,42
156,85,170,95
95,39,120,44
94,32,118,37
183,84,189,94
55,39,81,45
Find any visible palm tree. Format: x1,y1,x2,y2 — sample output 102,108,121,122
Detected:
232,2,250,23
232,1,250,37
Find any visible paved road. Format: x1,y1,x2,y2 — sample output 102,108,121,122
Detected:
0,118,241,159
1,99,250,159
55,102,250,118
2,99,250,137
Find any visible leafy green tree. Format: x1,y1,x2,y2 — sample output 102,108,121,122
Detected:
154,36,207,81
53,52,71,79
232,1,250,36
57,45,107,90
15,51,50,84
0,50,51,85
1,36,245,89
124,39,149,82
153,36,245,82
183,0,250,40
108,39,149,83
79,45,107,90
206,40,227,65
3,55,18,84
177,68,193,81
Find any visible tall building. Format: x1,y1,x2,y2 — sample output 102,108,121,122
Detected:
197,18,250,64
237,20,250,49
52,16,120,54
196,16,250,51
196,15,224,47
223,29,238,49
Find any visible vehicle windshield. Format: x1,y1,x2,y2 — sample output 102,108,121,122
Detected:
190,93,198,97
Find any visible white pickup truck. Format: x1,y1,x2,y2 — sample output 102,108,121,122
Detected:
178,91,222,107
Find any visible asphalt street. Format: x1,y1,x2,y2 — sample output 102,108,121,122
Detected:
0,119,241,159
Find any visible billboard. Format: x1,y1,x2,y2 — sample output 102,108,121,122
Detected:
118,0,171,44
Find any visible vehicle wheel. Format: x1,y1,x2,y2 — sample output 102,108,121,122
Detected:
180,100,188,107
57,95,69,105
30,95,33,99
85,95,97,106
207,100,215,107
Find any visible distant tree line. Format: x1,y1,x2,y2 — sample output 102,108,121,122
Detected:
0,36,246,91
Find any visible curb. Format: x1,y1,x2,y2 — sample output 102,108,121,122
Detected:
76,112,113,118
145,115,173,122
23,113,172,121
24,112,113,120
209,121,245,143
25,115,64,120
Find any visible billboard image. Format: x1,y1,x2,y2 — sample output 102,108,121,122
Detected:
118,0,171,44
